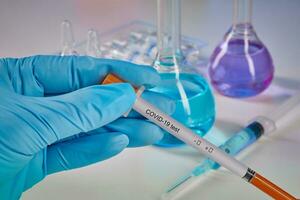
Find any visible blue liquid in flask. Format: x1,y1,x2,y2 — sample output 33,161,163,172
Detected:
150,73,215,147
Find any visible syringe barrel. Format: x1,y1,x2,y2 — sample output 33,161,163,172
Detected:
249,116,276,135
194,122,262,173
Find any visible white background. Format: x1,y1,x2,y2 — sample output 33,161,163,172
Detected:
1,0,300,199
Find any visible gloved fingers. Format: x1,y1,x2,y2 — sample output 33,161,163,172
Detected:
46,132,129,175
126,90,175,118
50,127,110,145
19,84,135,154
3,55,160,96
108,60,160,88
105,118,164,147
48,90,174,147
53,117,165,148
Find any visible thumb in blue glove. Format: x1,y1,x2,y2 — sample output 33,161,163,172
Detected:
0,55,174,200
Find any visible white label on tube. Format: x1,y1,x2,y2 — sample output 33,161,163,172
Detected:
133,97,248,178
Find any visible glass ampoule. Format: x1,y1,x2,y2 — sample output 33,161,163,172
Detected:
86,29,102,57
208,0,274,98
60,20,78,56
151,0,215,147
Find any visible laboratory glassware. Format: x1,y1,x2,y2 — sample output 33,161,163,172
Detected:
162,93,300,200
102,74,297,200
60,20,78,56
86,29,102,57
151,0,215,147
208,0,274,98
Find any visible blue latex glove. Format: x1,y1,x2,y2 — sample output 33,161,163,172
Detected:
0,55,174,200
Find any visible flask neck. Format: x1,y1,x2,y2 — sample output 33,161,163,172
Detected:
155,0,183,71
227,0,261,41
233,0,252,27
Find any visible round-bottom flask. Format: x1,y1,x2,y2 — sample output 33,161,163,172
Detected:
209,25,274,98
208,0,274,98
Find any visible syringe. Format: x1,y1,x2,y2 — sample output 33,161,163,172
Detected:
102,74,298,200
162,93,300,200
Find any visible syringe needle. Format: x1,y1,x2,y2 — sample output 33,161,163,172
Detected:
166,175,193,193
161,175,194,200
164,156,217,198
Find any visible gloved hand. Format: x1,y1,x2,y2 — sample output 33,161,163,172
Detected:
0,55,174,200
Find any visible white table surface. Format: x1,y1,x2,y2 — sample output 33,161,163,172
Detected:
1,0,299,199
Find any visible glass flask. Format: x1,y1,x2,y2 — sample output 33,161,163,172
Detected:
208,0,274,98
151,0,215,147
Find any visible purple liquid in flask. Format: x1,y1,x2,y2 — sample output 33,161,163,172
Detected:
208,0,275,98
209,38,274,97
